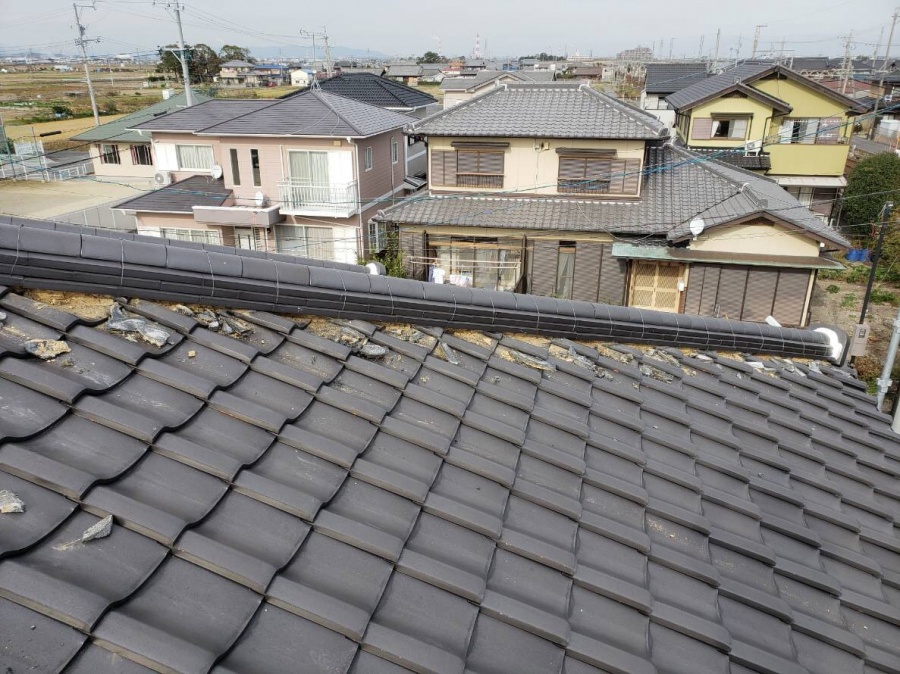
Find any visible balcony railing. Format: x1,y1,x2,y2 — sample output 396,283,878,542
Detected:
277,178,358,216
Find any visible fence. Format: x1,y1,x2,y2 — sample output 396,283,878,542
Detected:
52,198,138,231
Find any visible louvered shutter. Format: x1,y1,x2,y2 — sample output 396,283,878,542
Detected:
715,266,748,319
683,266,703,315
559,157,586,180
773,269,811,326
530,241,558,296
816,117,842,145
479,152,504,175
456,151,479,174
399,230,426,280
604,159,625,194
598,244,626,304
431,150,456,186
741,268,779,321
573,242,602,301
622,159,642,195
692,118,713,140
698,265,721,316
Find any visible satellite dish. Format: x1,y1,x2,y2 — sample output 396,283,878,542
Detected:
210,165,223,180
255,191,266,207
689,217,706,239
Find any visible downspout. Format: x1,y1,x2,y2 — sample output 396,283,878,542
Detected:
347,137,365,259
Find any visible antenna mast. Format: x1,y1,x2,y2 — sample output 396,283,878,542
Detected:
73,2,101,125
751,24,767,58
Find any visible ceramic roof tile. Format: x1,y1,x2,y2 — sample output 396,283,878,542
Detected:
351,431,442,503
0,596,86,672
281,400,378,468
92,557,261,673
465,613,566,674
0,470,77,558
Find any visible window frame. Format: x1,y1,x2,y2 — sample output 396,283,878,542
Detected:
99,144,121,165
454,149,504,188
555,244,576,300
365,146,374,172
391,137,399,165
174,144,215,170
710,116,749,140
230,148,241,186
250,148,261,186
129,144,152,166
159,228,223,245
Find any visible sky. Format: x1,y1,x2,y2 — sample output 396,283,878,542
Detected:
1,0,896,61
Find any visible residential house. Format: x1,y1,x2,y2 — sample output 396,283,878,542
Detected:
252,63,290,87
116,90,411,262
217,60,255,87
2,214,898,674
667,63,866,224
640,62,709,127
290,69,313,87
375,83,848,326
298,72,438,177
439,70,556,109
71,91,212,187
385,64,422,85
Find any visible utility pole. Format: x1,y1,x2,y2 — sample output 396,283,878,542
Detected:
301,28,332,78
72,3,100,126
884,8,899,68
668,38,674,60
874,27,884,64
698,35,705,60
859,202,895,335
840,31,853,94
751,24,766,58
713,28,720,70
158,2,193,106
735,35,743,65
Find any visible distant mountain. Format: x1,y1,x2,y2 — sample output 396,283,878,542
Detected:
247,45,391,61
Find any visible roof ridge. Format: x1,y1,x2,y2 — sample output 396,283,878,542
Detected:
581,85,670,134
308,89,366,137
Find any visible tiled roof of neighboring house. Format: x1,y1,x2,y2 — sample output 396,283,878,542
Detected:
0,216,898,673
513,70,557,82
386,64,423,78
440,70,511,91
115,175,232,213
690,147,772,171
644,62,710,94
194,89,412,137
71,92,213,144
303,72,437,110
130,99,274,133
220,60,254,68
413,83,669,139
667,63,868,113
377,145,849,248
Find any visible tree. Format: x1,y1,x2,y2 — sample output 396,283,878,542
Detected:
156,43,221,84
842,153,900,240
417,51,442,64
219,45,254,63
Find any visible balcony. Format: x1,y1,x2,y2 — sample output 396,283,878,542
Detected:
192,204,283,227
277,179,358,218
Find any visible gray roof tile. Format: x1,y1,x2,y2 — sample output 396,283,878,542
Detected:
414,83,668,139
644,62,710,94
72,91,213,143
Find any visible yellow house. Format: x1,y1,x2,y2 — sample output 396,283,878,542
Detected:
668,64,866,224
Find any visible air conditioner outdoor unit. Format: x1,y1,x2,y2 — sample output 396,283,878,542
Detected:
744,140,762,157
154,171,173,186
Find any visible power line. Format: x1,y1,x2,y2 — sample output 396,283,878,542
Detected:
73,2,102,126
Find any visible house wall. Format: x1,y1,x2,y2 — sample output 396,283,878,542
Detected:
755,77,852,177
688,221,821,257
427,136,646,196
685,96,774,147
150,132,224,183
90,142,158,180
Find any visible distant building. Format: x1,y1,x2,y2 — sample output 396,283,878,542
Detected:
290,69,312,87
617,46,653,61
640,62,709,127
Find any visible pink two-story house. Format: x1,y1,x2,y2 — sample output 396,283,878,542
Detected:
116,90,412,263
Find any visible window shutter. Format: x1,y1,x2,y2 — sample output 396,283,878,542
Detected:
622,159,642,195
456,150,479,174
478,152,504,175
530,241,558,296
741,268,778,321
598,244,626,305
558,157,586,181
692,118,713,140
431,150,456,186
715,266,748,319
573,242,602,301
698,265,721,316
683,266,703,315
773,269,811,326
816,117,842,145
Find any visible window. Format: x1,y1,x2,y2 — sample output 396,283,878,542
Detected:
691,117,749,140
365,146,374,171
557,155,641,195
159,228,223,245
778,117,841,145
711,117,748,139
276,225,336,260
175,144,214,170
250,149,261,186
130,144,152,165
430,149,505,188
429,237,523,292
391,138,399,164
555,245,576,299
99,144,120,165
230,148,241,186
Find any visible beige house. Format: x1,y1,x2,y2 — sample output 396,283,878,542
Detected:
71,91,211,187
377,83,849,326
116,91,412,262
439,70,556,109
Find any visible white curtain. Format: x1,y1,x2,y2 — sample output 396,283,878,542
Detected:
731,119,748,138
288,151,329,185
175,145,214,170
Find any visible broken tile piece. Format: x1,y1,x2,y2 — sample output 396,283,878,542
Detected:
0,489,24,514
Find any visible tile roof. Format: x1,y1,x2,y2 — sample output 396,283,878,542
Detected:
667,63,867,113
377,145,850,248
644,63,710,94
306,72,437,110
130,99,274,133
413,83,669,139
440,71,512,91
0,220,898,673
193,89,412,138
115,175,232,214
386,65,423,78
71,92,213,144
